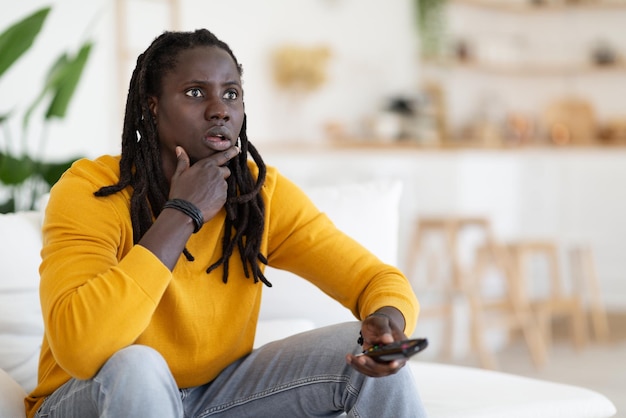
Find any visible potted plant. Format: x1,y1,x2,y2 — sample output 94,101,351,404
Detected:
0,6,93,213
416,0,447,60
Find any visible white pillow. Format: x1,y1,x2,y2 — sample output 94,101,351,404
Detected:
0,211,44,392
304,180,401,266
258,180,403,330
0,211,42,291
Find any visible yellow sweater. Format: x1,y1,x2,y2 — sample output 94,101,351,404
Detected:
26,155,419,416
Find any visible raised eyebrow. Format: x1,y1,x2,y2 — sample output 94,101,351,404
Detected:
184,79,208,86
184,80,241,89
224,80,242,89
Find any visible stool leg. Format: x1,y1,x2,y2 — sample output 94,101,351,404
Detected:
468,297,498,370
468,248,498,370
571,298,587,349
405,220,424,281
534,304,553,352
574,247,610,343
440,295,455,361
507,245,548,368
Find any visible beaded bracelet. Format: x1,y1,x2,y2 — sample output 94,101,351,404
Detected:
163,199,204,233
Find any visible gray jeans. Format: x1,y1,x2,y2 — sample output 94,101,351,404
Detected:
35,322,427,417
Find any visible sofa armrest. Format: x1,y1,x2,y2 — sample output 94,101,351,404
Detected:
0,368,27,418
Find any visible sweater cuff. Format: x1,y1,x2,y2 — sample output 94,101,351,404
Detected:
362,298,420,336
118,245,172,303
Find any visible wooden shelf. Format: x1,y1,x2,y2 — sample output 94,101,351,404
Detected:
424,60,626,77
451,0,626,13
259,139,626,153
427,1,626,76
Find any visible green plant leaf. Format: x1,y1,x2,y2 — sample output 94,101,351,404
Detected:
0,7,93,212
39,158,77,187
22,53,70,128
0,197,16,214
0,7,50,78
45,42,93,120
0,152,34,185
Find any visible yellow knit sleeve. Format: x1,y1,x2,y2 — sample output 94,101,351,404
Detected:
40,158,172,379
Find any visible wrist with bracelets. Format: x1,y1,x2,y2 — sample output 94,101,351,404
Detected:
163,198,204,233
357,312,393,346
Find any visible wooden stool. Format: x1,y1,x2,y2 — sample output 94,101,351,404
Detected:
569,245,610,343
407,217,495,288
507,241,587,351
406,217,492,359
470,243,548,369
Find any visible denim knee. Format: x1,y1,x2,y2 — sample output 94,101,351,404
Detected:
93,345,182,416
102,345,171,381
107,345,167,368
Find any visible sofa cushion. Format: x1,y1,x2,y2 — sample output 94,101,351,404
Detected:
410,361,617,418
0,368,28,418
0,211,44,392
258,180,403,330
0,211,42,291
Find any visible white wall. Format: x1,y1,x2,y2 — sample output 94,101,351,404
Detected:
182,0,419,144
0,0,420,161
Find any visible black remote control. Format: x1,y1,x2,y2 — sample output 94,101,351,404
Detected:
361,338,428,362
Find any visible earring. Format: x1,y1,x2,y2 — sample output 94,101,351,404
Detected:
136,130,141,142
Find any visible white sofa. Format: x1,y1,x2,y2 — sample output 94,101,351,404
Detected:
0,181,617,418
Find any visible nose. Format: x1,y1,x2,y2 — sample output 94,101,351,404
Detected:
205,97,229,121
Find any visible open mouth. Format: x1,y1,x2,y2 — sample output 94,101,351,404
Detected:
202,129,233,152
205,134,229,143
206,126,230,141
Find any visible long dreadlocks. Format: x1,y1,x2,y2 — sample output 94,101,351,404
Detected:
95,29,270,286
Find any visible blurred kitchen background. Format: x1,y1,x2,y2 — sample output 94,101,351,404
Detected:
1,0,625,408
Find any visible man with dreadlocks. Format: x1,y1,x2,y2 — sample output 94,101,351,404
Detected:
26,29,426,418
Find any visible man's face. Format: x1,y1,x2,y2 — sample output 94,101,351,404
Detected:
149,46,244,179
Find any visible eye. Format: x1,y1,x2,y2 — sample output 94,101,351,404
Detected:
223,89,239,100
185,88,204,98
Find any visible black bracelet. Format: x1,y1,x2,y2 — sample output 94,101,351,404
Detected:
163,199,204,233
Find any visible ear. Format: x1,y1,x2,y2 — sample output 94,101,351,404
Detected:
148,96,158,118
